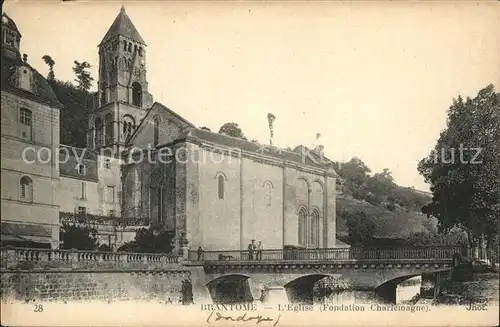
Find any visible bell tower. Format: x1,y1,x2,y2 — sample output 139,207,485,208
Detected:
1,13,22,61
88,6,153,155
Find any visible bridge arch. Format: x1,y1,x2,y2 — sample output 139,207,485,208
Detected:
206,274,254,304
374,274,422,303
284,273,334,304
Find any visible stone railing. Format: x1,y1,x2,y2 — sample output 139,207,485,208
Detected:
59,212,149,228
188,245,466,263
1,246,181,271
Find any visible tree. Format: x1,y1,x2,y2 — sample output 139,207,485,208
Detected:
418,85,499,260
48,79,93,147
336,157,371,200
42,55,55,80
345,211,377,245
119,227,175,253
59,223,98,250
267,113,276,145
72,60,94,91
218,122,247,140
365,168,396,204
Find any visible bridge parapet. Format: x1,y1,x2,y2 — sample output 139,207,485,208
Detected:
1,246,181,271
189,245,465,263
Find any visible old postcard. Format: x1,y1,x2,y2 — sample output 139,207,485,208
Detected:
1,0,499,326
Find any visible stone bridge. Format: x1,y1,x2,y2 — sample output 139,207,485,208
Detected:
0,245,464,305
186,245,464,304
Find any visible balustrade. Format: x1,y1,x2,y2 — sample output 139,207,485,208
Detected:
188,245,465,263
1,246,180,270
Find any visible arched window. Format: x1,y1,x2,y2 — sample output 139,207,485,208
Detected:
149,170,165,226
128,42,132,52
153,117,159,145
20,176,33,202
311,209,320,248
134,44,138,52
100,82,107,105
95,117,103,147
138,47,143,57
218,175,225,200
105,113,113,145
263,181,273,206
298,207,308,247
19,108,32,140
132,82,142,107
122,115,135,136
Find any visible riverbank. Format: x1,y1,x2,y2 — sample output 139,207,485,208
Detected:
437,272,499,305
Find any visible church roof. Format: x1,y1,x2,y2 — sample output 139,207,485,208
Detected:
1,54,64,109
99,6,145,46
2,13,22,36
189,128,333,171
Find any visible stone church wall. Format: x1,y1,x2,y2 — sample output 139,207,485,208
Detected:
197,148,241,250
241,158,284,250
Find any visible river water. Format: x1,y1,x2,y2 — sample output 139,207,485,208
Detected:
315,276,421,305
316,273,499,306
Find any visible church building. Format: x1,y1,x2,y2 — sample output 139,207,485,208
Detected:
1,7,340,253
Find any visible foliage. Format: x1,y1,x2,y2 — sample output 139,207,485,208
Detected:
42,55,55,80
267,113,276,143
218,122,247,140
48,79,93,147
344,211,377,245
418,85,499,250
59,223,98,250
406,230,468,247
335,157,431,212
72,60,94,91
118,227,175,253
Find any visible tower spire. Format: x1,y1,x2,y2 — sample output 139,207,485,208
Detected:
99,6,146,46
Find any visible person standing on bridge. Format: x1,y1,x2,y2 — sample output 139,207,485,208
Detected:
197,246,204,261
256,241,263,260
248,240,256,260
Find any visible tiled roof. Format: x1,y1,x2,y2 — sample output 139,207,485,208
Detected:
99,6,145,46
189,128,332,170
1,55,64,109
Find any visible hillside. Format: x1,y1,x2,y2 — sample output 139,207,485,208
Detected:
336,195,438,239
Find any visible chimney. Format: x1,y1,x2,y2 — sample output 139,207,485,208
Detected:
314,144,324,156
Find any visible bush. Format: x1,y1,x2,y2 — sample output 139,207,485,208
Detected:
119,227,175,253
345,211,377,245
59,223,98,250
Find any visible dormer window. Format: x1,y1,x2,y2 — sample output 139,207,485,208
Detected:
17,66,33,92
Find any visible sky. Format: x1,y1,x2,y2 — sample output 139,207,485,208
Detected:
4,0,500,191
